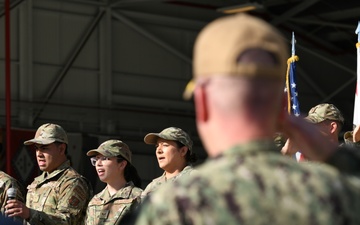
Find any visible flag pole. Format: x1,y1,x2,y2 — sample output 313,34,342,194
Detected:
291,31,296,57
5,0,12,175
354,22,360,127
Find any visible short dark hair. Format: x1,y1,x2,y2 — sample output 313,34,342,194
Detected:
54,141,68,155
175,141,198,164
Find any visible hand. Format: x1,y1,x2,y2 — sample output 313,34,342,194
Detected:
281,138,298,156
353,125,360,142
5,199,30,220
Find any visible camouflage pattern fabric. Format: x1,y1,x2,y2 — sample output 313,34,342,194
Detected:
0,171,24,213
133,140,360,225
24,123,68,145
273,133,286,150
305,103,344,124
87,139,132,163
85,181,142,225
140,166,194,199
26,160,92,225
144,127,193,152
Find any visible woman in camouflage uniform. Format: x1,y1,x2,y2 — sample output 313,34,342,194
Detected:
85,140,142,225
141,127,197,199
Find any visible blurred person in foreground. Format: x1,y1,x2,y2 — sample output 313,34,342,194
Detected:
140,127,197,199
5,123,92,225
85,139,143,225
125,13,360,225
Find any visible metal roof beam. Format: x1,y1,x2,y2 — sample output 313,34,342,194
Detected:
33,9,105,123
112,10,192,64
271,0,321,26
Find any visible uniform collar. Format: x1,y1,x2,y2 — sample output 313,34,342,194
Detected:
222,139,278,157
97,181,135,203
36,160,71,181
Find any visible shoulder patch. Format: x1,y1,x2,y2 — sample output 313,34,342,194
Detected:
68,196,80,207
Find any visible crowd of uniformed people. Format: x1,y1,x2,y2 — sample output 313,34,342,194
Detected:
1,13,360,225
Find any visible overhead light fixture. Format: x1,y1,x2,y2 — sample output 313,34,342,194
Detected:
217,2,264,14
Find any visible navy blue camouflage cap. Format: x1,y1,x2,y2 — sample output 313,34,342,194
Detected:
144,127,193,152
86,139,132,163
305,103,344,125
24,123,68,145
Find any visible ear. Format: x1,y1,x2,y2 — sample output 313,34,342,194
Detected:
329,121,338,134
194,84,208,122
118,160,127,170
58,143,66,155
179,146,188,157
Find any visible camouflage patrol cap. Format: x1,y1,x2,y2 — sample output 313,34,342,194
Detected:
24,123,68,145
305,103,344,124
144,127,193,152
183,13,288,99
86,139,132,163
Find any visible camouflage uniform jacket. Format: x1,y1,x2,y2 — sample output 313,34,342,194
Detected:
141,166,194,199
0,171,24,213
85,181,142,225
134,140,360,225
26,160,92,225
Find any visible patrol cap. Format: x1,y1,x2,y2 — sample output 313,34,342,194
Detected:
144,127,193,152
183,13,288,99
86,139,132,163
305,103,344,125
24,123,68,145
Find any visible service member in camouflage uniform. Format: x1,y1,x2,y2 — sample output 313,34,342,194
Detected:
127,14,360,225
85,139,143,225
0,171,24,213
281,103,344,158
5,123,92,225
140,127,197,199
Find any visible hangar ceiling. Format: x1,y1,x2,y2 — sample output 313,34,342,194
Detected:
0,0,360,147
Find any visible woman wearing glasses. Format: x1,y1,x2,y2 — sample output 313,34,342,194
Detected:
84,139,142,225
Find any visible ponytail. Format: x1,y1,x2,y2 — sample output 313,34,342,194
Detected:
124,163,142,188
117,157,142,188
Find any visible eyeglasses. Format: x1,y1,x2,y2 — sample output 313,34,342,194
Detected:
90,156,112,166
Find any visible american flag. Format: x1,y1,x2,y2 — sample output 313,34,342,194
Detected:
288,57,300,116
285,32,303,162
285,32,300,117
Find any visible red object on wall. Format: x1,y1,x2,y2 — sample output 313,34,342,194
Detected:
1,128,38,186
